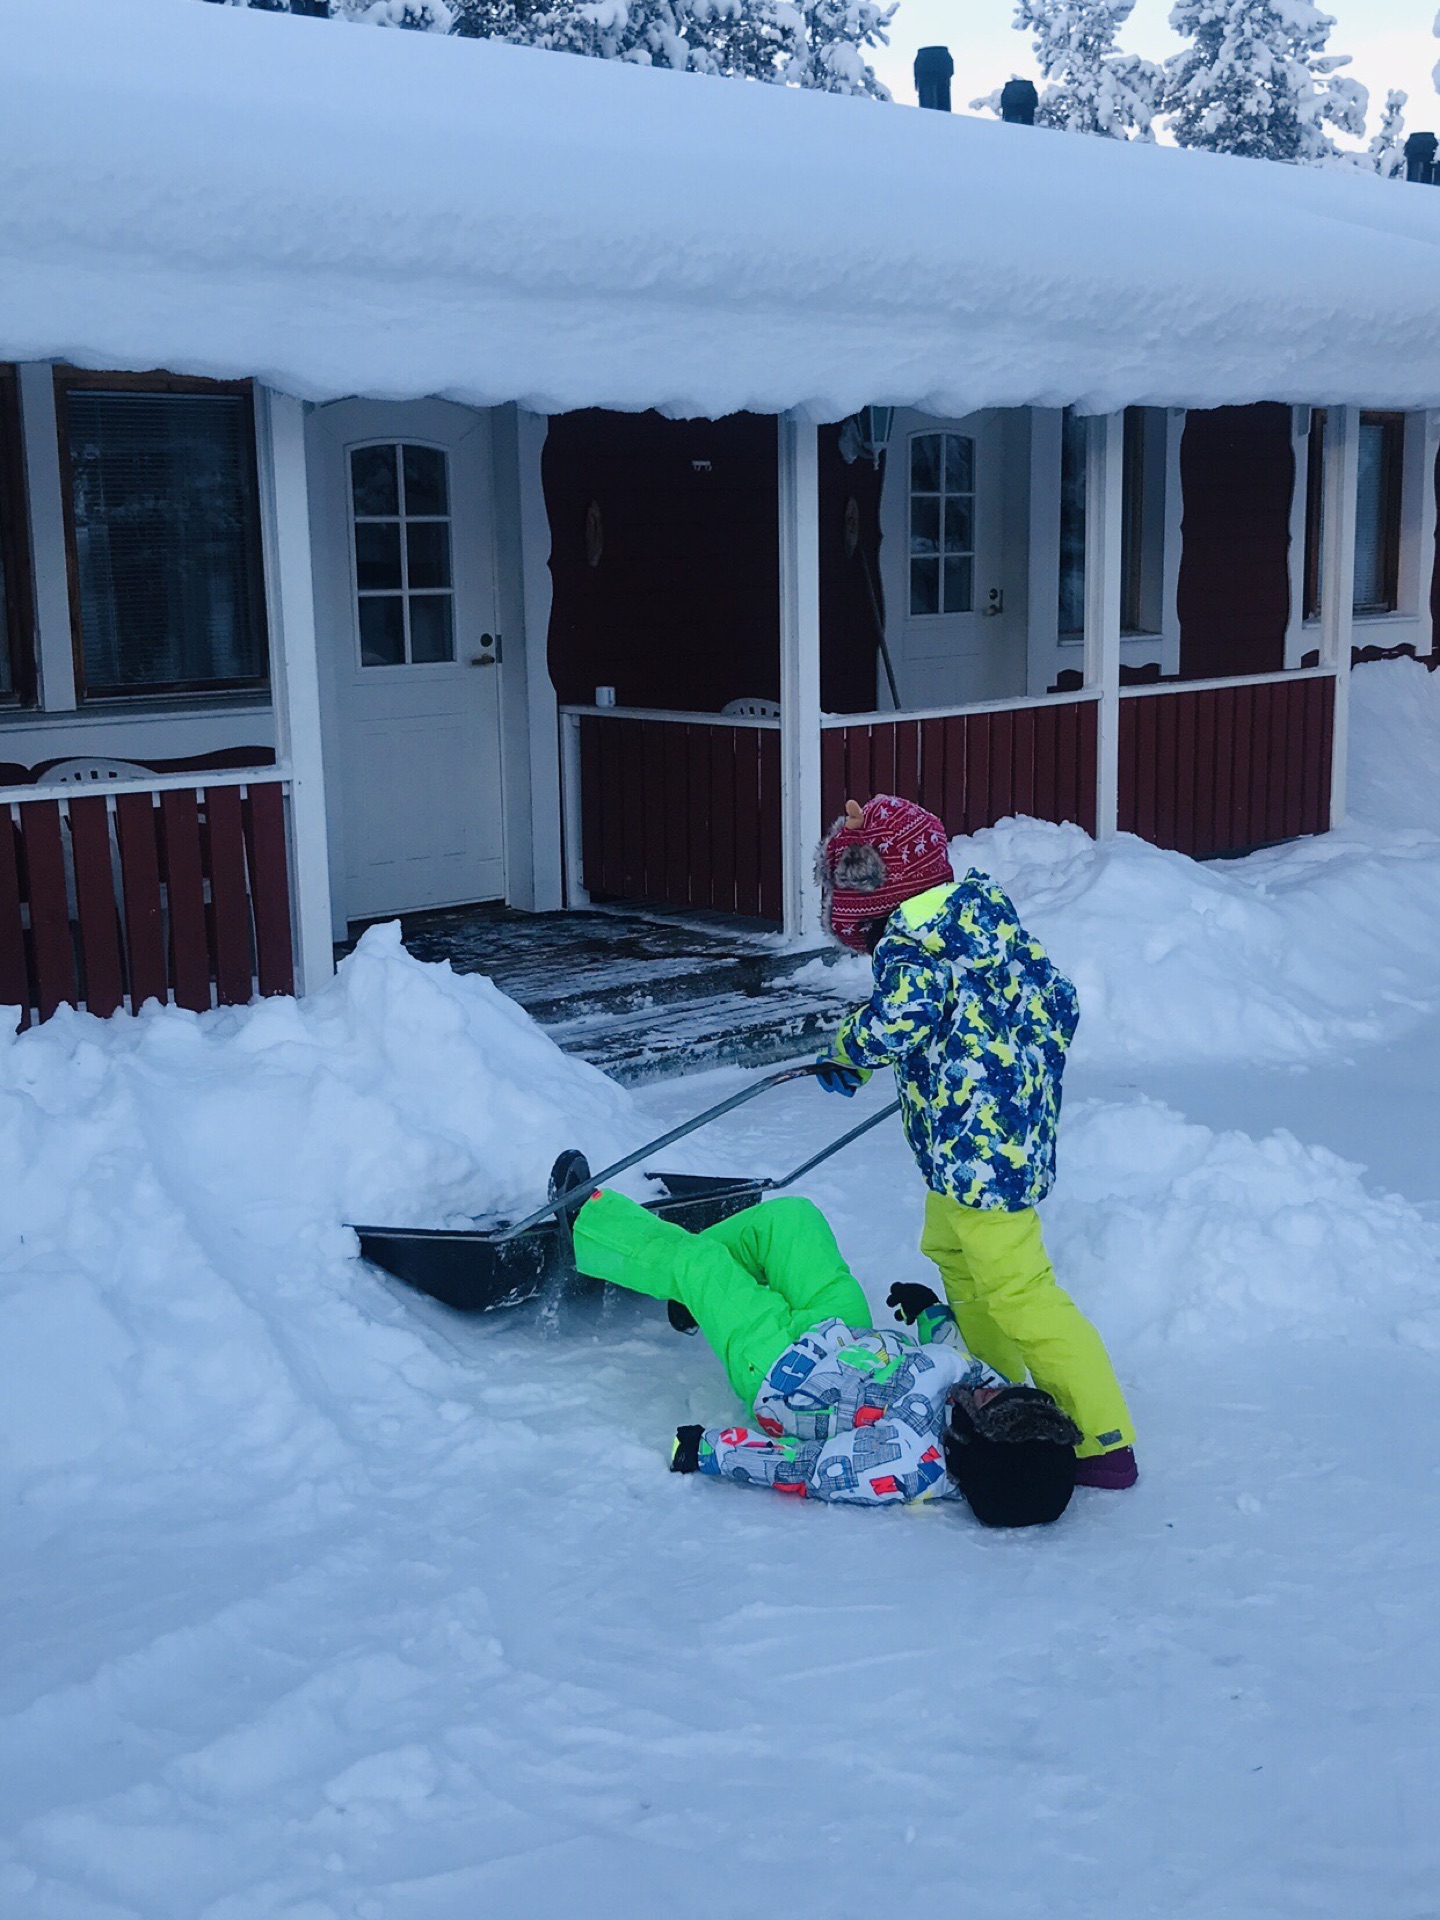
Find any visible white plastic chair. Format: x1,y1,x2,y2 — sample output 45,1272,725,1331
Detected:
44,758,152,785
720,697,781,719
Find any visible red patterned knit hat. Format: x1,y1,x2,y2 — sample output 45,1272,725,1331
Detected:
816,795,954,952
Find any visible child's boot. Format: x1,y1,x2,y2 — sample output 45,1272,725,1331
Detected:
1075,1446,1138,1490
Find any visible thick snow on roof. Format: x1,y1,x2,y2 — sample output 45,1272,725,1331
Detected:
4,0,1440,419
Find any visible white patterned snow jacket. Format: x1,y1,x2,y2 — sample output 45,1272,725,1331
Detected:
695,1305,1006,1507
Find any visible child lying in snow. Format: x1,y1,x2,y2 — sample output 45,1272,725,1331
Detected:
563,1176,1080,1529
813,795,1137,1491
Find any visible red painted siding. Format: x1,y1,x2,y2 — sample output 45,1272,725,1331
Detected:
820,700,1099,838
1118,676,1334,859
1,780,294,1028
578,716,782,921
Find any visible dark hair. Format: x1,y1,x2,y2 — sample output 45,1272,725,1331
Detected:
943,1389,1077,1528
863,915,889,955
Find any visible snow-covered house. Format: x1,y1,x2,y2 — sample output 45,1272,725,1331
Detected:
2,0,1439,1026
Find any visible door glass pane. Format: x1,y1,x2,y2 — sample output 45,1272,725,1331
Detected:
910,557,939,615
350,440,457,666
944,435,973,494
351,444,399,517
910,495,940,556
358,595,405,666
355,520,402,592
943,555,973,616
409,594,454,664
406,521,451,591
910,435,940,493
402,444,448,517
65,390,266,696
943,495,973,554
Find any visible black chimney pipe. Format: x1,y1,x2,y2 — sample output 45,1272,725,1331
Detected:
914,45,954,113
1001,78,1039,126
1404,131,1438,185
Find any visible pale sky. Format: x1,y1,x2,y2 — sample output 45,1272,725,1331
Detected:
871,0,1440,145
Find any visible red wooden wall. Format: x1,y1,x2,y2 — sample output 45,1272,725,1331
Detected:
821,700,1098,840
578,716,782,920
1177,404,1294,680
0,782,293,1028
1118,675,1333,859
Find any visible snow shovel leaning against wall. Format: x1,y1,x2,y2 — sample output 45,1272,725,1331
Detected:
351,1064,900,1315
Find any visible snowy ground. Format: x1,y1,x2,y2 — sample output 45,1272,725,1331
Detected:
4,661,1440,1919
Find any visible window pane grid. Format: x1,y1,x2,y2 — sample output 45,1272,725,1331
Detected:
350,442,454,667
909,431,975,617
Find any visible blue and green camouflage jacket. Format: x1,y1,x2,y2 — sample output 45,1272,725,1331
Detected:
832,875,1079,1212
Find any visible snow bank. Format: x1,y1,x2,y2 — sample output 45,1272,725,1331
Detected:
1051,1097,1440,1355
3,0,1440,416
0,926,635,1493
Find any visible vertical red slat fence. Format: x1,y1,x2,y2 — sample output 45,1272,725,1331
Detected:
577,716,783,920
1118,675,1334,858
0,777,295,1030
820,699,1100,839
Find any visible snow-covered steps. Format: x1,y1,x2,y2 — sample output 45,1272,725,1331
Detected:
547,978,849,1084
338,902,851,1083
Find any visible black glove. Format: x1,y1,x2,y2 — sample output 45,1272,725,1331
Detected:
670,1424,705,1474
886,1281,940,1325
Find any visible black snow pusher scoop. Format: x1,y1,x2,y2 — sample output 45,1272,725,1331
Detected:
351,1064,900,1315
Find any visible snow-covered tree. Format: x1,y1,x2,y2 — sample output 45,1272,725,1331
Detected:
974,1,1161,141
450,0,896,98
1163,0,1367,164
1365,88,1408,179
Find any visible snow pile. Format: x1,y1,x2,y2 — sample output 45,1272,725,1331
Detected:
1051,1096,1440,1354
0,925,635,1495
4,0,1440,417
1348,652,1440,835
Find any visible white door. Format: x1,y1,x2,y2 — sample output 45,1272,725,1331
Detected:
879,409,1019,709
309,400,505,927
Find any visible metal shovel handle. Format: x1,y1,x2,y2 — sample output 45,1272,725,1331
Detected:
758,1097,902,1193
494,1062,827,1241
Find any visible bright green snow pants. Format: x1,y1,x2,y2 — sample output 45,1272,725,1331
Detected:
920,1191,1135,1459
573,1190,871,1407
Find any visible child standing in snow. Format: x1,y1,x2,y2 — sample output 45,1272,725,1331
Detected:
566,1181,1079,1527
814,795,1137,1489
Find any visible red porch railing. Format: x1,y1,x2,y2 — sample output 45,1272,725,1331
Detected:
821,693,1099,838
1118,669,1334,859
0,769,294,1028
568,709,782,919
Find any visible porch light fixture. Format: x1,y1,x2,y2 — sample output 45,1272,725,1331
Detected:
844,405,894,469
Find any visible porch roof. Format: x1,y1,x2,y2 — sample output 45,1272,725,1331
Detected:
4,0,1440,420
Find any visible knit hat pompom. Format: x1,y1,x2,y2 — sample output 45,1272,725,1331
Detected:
816,794,954,952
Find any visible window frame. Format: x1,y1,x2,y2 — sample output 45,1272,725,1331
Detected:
0,364,36,708
346,438,458,670
54,367,271,705
1303,407,1405,621
905,429,976,619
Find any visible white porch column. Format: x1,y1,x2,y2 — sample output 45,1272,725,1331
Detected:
778,413,823,938
255,387,335,996
1319,404,1360,830
1083,411,1125,839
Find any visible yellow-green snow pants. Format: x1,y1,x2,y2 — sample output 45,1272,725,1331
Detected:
920,1191,1134,1459
573,1190,871,1407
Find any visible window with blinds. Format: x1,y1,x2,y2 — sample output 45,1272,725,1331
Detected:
61,384,268,699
